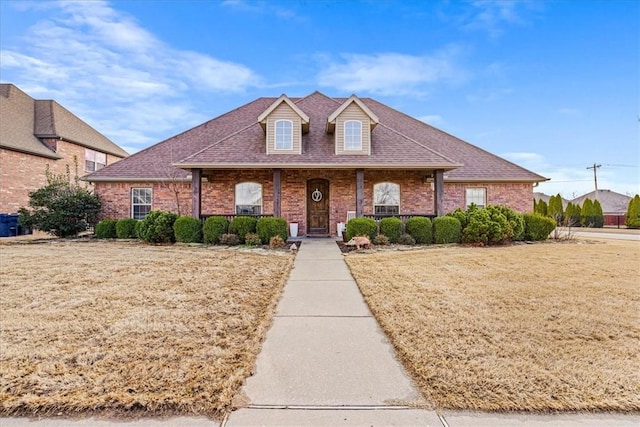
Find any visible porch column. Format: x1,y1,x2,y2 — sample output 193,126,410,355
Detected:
356,169,364,217
273,168,281,217
434,169,444,216
191,168,202,219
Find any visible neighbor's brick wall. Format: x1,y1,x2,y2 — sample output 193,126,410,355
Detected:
94,171,535,236
1,141,126,213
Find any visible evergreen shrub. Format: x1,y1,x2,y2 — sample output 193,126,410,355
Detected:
137,210,178,243
405,216,432,244
116,218,138,239
173,216,203,243
626,195,640,229
203,216,229,244
379,217,403,243
256,217,288,244
95,219,117,239
345,217,377,240
433,216,461,244
230,216,257,243
523,213,556,241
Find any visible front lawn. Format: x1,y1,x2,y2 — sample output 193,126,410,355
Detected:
0,240,294,419
345,239,640,412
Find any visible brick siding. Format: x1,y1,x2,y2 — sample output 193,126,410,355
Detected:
94,170,535,237
0,142,124,213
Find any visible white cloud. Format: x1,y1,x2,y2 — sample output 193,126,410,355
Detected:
1,0,260,150
317,48,466,96
461,1,539,38
221,0,297,19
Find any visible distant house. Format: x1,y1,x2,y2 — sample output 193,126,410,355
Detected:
85,92,546,237
0,84,129,213
571,189,632,227
533,192,570,208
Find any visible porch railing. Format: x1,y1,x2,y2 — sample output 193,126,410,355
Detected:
200,214,274,223
363,213,437,222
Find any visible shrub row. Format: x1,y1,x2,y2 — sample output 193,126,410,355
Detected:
95,213,290,246
345,205,554,247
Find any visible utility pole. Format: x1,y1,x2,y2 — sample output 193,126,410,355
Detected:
586,163,601,198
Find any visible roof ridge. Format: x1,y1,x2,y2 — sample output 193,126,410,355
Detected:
177,121,258,164
293,90,342,106
376,122,459,166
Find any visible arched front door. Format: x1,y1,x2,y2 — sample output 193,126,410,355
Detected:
307,178,330,236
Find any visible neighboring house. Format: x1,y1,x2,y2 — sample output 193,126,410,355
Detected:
533,192,570,207
86,92,546,237
571,189,633,227
0,84,128,213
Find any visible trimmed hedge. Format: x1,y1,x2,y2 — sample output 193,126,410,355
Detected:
405,216,432,244
345,217,377,240
203,216,229,244
230,216,257,244
523,213,556,241
95,219,117,239
379,217,403,243
173,216,203,243
256,217,288,244
433,216,461,244
137,210,178,243
116,218,138,239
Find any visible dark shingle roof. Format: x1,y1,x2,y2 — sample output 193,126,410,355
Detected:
86,91,546,183
0,84,128,159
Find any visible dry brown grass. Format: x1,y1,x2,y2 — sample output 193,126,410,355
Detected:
345,239,640,412
0,240,294,419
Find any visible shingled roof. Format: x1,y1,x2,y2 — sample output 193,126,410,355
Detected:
85,91,546,183
0,84,128,159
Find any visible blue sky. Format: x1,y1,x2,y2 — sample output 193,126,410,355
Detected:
1,0,638,198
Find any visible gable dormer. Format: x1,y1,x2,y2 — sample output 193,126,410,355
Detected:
327,95,379,155
258,94,309,155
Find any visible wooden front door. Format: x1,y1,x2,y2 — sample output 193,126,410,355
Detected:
307,178,330,235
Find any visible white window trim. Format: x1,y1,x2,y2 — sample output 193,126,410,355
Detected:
131,188,152,219
344,120,362,151
235,182,263,215
373,182,400,215
465,187,486,209
274,119,293,151
85,149,106,172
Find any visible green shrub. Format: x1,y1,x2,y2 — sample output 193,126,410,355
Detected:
256,217,288,244
116,218,138,239
462,205,519,245
220,233,240,246
564,202,581,227
433,216,461,244
405,216,432,244
345,217,377,240
269,235,286,249
592,200,605,228
626,195,640,229
494,205,525,241
447,208,469,229
230,216,257,243
95,219,117,238
137,210,178,244
397,233,416,245
373,234,390,245
523,213,556,241
548,194,564,224
245,233,262,246
581,198,598,227
135,220,144,239
203,216,229,244
173,216,203,243
379,217,403,243
534,199,548,216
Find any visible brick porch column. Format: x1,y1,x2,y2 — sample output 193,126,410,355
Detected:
273,169,281,217
191,168,202,219
434,169,444,216
356,169,364,217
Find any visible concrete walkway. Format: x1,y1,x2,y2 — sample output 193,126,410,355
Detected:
226,238,441,426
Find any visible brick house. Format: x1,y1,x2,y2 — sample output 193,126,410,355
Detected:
86,92,546,237
0,84,129,213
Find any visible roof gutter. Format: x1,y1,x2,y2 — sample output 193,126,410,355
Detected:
172,162,463,171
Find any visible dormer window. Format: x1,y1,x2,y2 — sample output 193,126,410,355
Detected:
344,121,362,151
275,120,293,150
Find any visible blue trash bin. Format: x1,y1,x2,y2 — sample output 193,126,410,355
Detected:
0,213,8,237
8,213,20,236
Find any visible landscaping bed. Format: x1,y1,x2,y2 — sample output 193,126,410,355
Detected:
0,240,294,419
344,239,640,412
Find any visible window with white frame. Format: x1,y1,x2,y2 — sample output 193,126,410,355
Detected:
465,188,486,209
235,182,262,215
131,188,152,219
85,149,107,172
344,120,362,150
374,182,400,215
274,120,293,150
